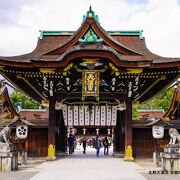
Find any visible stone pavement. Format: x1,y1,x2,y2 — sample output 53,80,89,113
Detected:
30,148,146,180
1,147,180,179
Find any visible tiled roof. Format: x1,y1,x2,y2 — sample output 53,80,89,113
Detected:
138,110,164,120
0,80,20,122
19,109,48,127
0,17,179,65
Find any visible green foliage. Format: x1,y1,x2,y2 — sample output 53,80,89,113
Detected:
132,107,139,120
132,88,175,120
10,91,39,109
139,88,175,112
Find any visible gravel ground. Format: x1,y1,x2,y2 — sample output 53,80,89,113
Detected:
135,158,180,180
0,172,37,180
0,158,46,180
141,173,180,180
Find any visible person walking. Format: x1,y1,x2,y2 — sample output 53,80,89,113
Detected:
68,133,74,155
82,137,87,154
94,136,101,157
103,136,109,155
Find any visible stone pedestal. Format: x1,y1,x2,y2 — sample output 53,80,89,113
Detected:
0,143,18,172
161,144,180,171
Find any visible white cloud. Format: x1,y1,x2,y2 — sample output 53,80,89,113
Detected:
0,0,180,57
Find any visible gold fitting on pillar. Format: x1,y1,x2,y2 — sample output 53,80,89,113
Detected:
47,144,56,160
124,145,134,161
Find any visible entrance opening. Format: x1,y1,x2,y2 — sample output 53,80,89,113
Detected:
66,127,114,157
55,105,125,157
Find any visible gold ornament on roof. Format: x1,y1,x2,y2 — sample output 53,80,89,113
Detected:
88,13,93,17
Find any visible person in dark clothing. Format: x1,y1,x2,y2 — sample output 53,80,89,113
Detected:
103,136,109,155
68,133,74,155
94,136,101,157
82,137,87,154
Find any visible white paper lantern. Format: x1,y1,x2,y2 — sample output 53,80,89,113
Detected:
83,128,86,135
96,128,99,135
16,125,28,139
152,125,164,139
107,128,111,135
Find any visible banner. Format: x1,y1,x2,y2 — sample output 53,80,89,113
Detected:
74,106,79,126
100,106,106,126
84,106,90,125
79,105,84,126
106,106,112,126
62,105,68,126
62,105,117,127
111,106,117,126
68,106,73,126
90,106,95,126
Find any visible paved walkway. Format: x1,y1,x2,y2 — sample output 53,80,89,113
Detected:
30,148,146,180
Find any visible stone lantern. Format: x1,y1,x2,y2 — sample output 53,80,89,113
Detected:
145,118,172,166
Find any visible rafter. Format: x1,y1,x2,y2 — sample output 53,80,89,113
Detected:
17,76,46,100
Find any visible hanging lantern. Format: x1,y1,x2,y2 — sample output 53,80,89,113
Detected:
107,128,111,135
152,125,164,139
96,128,99,135
71,128,75,135
83,128,86,135
16,125,28,139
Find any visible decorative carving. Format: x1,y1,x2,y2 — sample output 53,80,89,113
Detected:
82,6,100,23
80,59,102,69
169,128,180,145
162,128,180,171
0,126,11,146
79,29,103,43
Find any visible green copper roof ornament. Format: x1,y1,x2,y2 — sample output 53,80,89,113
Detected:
82,6,100,24
79,28,103,43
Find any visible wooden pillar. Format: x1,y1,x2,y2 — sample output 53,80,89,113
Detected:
56,110,66,153
114,111,124,153
25,138,28,153
47,97,56,160
124,98,134,161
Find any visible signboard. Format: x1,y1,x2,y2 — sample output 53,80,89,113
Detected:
152,125,164,139
82,70,99,99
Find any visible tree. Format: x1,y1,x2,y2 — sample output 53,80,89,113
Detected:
132,88,175,120
138,88,175,112
10,90,39,110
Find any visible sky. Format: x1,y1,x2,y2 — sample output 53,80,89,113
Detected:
0,0,180,58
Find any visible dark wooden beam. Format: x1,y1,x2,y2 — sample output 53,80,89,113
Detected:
56,92,126,101
139,75,179,102
18,76,46,100
135,77,165,101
